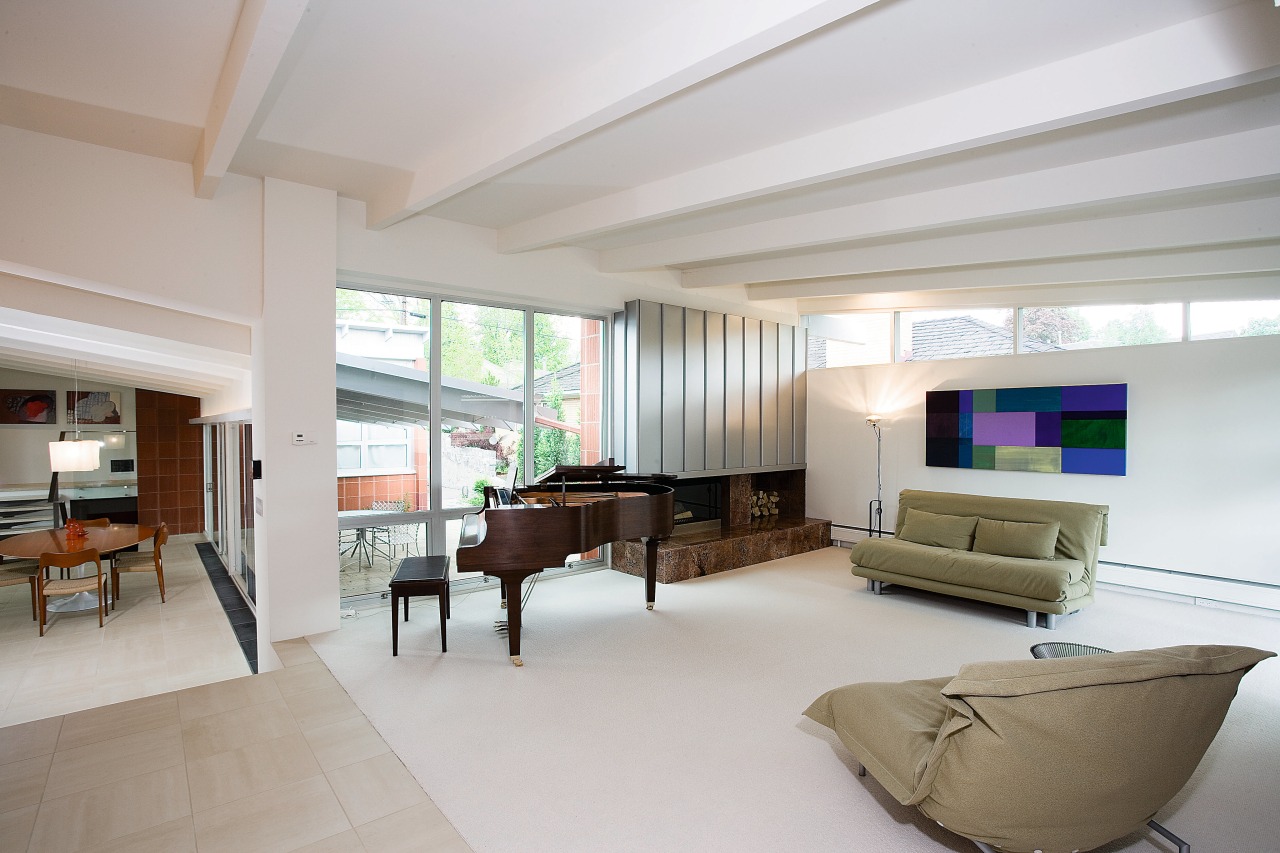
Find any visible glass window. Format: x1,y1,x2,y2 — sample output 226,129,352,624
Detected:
1189,300,1280,340
337,422,413,474
1024,304,1182,350
440,302,525,509
531,313,604,480
804,313,892,367
899,309,1015,361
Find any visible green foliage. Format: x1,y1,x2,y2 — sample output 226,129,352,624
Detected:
1241,315,1280,337
466,478,490,507
1099,308,1171,346
1013,307,1091,346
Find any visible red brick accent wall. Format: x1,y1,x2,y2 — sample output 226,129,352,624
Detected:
136,390,204,534
579,318,603,464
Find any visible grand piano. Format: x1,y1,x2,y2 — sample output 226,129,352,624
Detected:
455,463,674,665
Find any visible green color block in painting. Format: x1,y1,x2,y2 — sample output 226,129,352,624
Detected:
971,445,996,469
994,446,1062,473
1061,419,1126,449
972,389,998,413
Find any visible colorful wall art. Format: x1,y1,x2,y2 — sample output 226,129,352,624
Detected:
0,390,56,424
68,390,122,425
926,383,1126,476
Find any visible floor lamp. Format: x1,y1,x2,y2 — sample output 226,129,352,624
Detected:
866,415,883,537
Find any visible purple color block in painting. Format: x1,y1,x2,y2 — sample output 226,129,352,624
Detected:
959,389,973,414
1035,411,1061,447
1062,383,1127,412
972,412,1037,447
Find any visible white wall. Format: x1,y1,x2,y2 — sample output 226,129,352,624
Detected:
0,125,262,324
807,335,1280,605
0,366,135,487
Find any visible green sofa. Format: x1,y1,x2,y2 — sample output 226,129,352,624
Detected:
804,645,1274,853
849,489,1109,628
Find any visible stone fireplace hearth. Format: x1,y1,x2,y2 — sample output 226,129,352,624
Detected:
612,468,830,583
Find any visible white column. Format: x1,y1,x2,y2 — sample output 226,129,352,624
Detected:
254,178,339,659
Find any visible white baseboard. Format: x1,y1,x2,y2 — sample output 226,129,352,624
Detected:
1099,563,1280,615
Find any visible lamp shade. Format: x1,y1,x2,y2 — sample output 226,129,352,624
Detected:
49,439,101,472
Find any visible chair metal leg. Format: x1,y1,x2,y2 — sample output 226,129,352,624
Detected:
866,578,873,592
857,763,866,777
1148,818,1190,853
1026,610,1038,628
1045,612,1058,630
972,842,998,853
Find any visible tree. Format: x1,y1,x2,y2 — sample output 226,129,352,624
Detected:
1099,308,1171,346
1241,315,1280,337
1008,307,1091,346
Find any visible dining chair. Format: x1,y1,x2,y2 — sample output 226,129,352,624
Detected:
111,522,167,606
0,561,39,620
37,549,107,635
79,517,112,527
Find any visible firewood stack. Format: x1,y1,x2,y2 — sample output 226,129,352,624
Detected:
749,490,780,518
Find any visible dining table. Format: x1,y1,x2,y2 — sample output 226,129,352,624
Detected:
0,523,156,612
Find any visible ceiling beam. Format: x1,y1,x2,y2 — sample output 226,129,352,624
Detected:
193,0,309,199
504,1,1280,254
746,241,1280,301
677,194,1280,289
364,0,881,230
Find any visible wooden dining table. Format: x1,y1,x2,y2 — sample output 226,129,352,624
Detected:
0,524,155,612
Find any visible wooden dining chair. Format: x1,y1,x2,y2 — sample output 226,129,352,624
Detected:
79,518,112,527
111,522,167,605
0,561,39,620
37,549,107,636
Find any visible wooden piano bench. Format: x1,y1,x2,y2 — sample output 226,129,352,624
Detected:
390,556,450,655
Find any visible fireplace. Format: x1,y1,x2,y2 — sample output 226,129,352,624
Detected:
612,466,831,583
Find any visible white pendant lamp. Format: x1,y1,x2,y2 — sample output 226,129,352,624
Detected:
49,360,101,473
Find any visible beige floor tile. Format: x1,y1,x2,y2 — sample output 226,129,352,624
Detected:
165,663,251,693
270,660,340,697
327,752,428,828
283,684,362,732
93,815,197,853
177,672,281,722
291,828,368,852
0,695,97,728
0,753,51,813
302,715,391,772
57,692,179,751
29,764,191,852
0,716,61,764
44,723,183,800
182,698,300,761
92,676,175,709
0,638,37,663
186,731,322,813
0,803,38,853
192,775,352,853
160,608,227,633
353,801,474,853
273,638,320,667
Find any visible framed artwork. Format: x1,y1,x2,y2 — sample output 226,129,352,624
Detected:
0,390,57,424
68,390,123,425
926,383,1126,476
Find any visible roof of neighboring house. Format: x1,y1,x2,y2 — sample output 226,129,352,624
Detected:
906,316,1060,361
530,362,581,396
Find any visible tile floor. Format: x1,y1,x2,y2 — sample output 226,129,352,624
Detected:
0,535,472,852
0,535,250,727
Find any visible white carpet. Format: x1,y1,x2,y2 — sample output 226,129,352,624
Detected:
309,548,1280,853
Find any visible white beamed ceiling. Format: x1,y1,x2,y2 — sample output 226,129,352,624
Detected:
2,0,1279,334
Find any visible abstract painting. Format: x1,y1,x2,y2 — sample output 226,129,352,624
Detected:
926,383,1126,476
0,390,56,424
68,390,123,425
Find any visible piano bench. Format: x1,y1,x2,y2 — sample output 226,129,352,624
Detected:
390,556,450,656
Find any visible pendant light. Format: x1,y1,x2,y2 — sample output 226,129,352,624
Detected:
49,360,101,472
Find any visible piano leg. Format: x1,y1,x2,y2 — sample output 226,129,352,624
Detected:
643,536,658,610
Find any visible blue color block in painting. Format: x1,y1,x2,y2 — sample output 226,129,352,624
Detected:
1062,447,1127,476
959,389,973,414
959,412,972,439
1062,383,1127,411
996,385,1061,412
958,438,973,469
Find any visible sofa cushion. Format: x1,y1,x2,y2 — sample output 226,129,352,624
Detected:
896,508,978,550
972,517,1059,560
850,537,1084,601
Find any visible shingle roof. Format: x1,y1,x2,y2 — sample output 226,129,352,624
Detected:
905,315,1060,361
530,362,581,395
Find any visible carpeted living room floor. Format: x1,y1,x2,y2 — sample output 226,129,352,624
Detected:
309,546,1280,853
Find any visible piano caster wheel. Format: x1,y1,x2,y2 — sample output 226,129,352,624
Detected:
646,602,654,610
511,656,523,667
501,599,508,609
